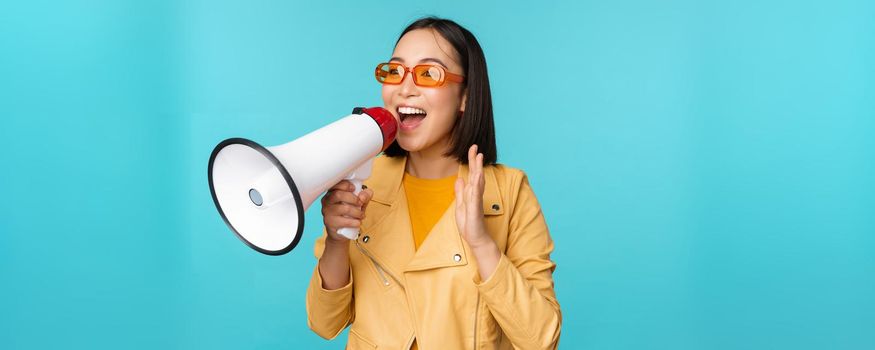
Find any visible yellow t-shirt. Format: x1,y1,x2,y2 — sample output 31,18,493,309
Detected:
402,171,457,251
402,171,457,350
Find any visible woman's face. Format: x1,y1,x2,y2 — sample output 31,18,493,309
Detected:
381,28,466,154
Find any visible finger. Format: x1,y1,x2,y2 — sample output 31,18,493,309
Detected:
330,202,364,219
468,144,477,168
477,153,485,188
323,180,358,205
471,152,481,186
468,145,478,184
475,151,482,181
326,202,364,219
455,177,467,230
454,177,465,210
324,190,357,207
328,218,362,233
326,189,363,206
358,188,373,204
359,188,374,213
466,174,476,203
477,170,485,206
467,144,477,166
329,180,354,191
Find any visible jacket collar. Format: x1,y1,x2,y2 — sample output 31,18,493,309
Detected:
369,155,504,216
357,154,505,284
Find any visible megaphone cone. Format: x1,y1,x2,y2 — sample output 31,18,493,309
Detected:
208,107,397,255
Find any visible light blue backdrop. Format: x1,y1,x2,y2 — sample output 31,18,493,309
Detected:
1,0,873,349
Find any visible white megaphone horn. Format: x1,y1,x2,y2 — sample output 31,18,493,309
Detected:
208,107,398,255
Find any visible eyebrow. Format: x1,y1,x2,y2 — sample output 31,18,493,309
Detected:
389,57,449,69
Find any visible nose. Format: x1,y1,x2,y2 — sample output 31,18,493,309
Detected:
398,69,419,97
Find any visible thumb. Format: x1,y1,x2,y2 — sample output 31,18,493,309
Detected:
454,177,465,210
359,188,374,211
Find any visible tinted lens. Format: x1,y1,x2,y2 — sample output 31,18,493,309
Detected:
413,65,444,86
376,63,405,84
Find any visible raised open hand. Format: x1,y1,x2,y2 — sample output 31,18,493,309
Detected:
454,144,493,249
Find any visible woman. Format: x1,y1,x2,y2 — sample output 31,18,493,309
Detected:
306,17,561,349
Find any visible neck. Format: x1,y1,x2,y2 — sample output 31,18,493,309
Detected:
405,140,459,179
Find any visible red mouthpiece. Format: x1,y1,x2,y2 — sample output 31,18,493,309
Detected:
359,107,398,151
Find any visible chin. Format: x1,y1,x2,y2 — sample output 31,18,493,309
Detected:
397,138,425,153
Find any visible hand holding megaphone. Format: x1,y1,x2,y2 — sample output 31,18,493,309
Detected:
320,179,373,242
208,107,397,255
334,157,375,240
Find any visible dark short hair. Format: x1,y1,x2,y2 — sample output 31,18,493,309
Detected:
382,16,497,165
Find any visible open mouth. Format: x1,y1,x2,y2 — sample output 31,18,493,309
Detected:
397,106,427,130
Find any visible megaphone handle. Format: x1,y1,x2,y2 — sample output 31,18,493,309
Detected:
337,159,374,240
336,179,364,240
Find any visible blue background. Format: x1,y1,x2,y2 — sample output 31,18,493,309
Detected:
2,0,873,349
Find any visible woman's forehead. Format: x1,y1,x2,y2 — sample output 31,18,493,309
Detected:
391,29,461,69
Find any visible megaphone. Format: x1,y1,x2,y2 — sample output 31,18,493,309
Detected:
208,107,397,255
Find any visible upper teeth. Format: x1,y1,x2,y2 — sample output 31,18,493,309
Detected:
399,106,426,115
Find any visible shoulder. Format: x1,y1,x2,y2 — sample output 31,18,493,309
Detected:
487,163,540,212
490,162,524,177
489,163,528,191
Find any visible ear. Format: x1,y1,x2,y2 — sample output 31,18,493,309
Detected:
460,87,467,114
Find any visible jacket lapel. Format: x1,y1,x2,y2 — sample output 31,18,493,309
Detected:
405,201,468,272
357,156,414,285
404,161,505,272
357,155,507,277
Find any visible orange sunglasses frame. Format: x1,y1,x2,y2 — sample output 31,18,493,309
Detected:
374,62,465,87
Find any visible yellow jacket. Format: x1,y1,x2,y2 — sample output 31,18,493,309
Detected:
306,155,561,349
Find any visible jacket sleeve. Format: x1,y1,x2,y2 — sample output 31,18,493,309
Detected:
305,230,355,339
474,171,562,350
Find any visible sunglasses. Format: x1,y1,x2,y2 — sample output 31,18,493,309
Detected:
374,62,465,87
